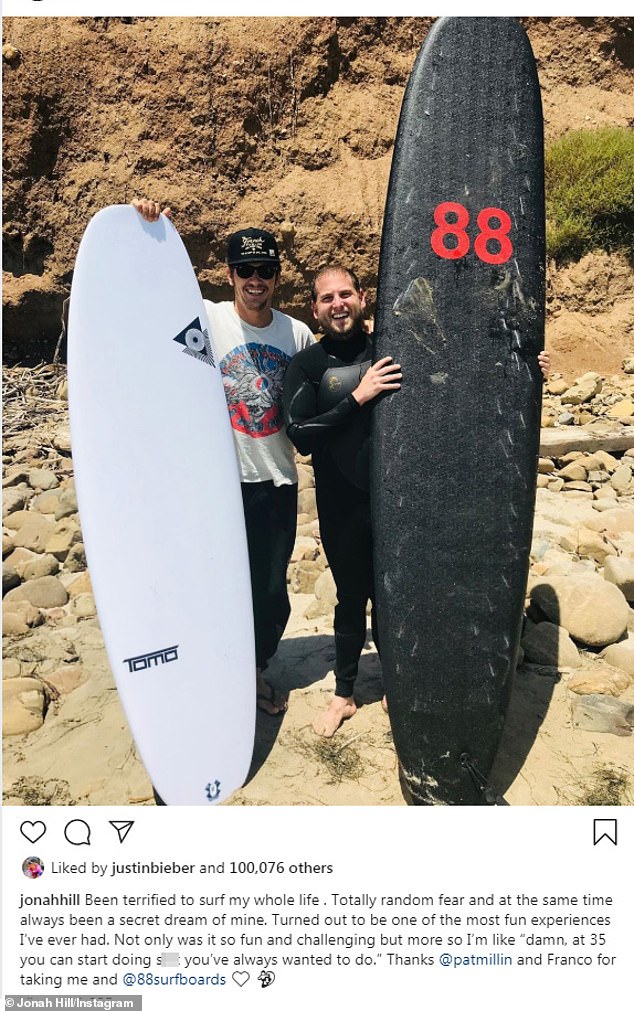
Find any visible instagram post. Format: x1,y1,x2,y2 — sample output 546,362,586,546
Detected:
2,6,633,1009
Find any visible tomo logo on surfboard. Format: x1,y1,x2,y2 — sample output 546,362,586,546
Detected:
123,645,179,673
173,317,216,368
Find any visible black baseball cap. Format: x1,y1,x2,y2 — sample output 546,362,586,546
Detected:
226,227,280,267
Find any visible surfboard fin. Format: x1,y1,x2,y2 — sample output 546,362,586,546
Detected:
460,754,509,806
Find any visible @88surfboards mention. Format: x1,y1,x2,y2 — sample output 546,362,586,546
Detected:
68,205,256,806
372,18,545,805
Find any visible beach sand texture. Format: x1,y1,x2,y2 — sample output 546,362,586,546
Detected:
3,368,634,807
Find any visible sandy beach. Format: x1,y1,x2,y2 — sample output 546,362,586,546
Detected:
3,435,634,808
3,585,633,807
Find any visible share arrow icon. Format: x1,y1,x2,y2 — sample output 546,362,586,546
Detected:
109,820,134,844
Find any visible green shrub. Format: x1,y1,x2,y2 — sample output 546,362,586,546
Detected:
545,127,634,263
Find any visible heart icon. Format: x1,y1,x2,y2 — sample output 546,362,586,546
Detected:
20,821,47,844
232,971,250,988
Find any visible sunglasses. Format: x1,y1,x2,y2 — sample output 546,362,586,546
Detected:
233,263,278,280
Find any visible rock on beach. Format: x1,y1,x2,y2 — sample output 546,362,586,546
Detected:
2,358,634,804
531,574,630,648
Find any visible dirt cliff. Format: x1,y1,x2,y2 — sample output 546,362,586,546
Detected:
3,16,633,373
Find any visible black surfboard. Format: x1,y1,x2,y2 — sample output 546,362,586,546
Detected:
371,18,545,805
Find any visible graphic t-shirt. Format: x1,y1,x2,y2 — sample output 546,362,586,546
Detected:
204,300,314,486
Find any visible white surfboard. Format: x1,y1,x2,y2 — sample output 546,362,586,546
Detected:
68,205,256,805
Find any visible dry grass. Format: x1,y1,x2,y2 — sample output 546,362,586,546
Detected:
287,730,365,784
574,764,631,806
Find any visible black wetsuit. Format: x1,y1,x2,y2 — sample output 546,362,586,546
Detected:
283,331,379,697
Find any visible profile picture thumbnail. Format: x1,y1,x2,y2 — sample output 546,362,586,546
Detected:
22,856,44,879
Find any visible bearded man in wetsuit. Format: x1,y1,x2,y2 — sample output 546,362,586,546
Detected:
283,265,402,738
284,265,551,740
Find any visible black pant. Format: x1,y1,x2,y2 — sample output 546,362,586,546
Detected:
241,481,297,671
316,469,378,698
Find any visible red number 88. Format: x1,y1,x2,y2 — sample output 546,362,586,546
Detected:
431,202,513,264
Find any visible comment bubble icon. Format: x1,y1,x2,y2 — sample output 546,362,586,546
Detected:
64,819,91,846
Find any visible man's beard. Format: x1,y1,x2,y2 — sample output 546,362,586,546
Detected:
320,315,365,340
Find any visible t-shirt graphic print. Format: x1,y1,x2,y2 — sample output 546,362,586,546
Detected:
220,343,290,440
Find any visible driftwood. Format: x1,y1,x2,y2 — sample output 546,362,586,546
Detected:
540,425,634,457
3,362,633,459
2,364,67,442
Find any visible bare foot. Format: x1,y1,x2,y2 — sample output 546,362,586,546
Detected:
381,695,388,713
313,696,357,738
256,670,288,716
